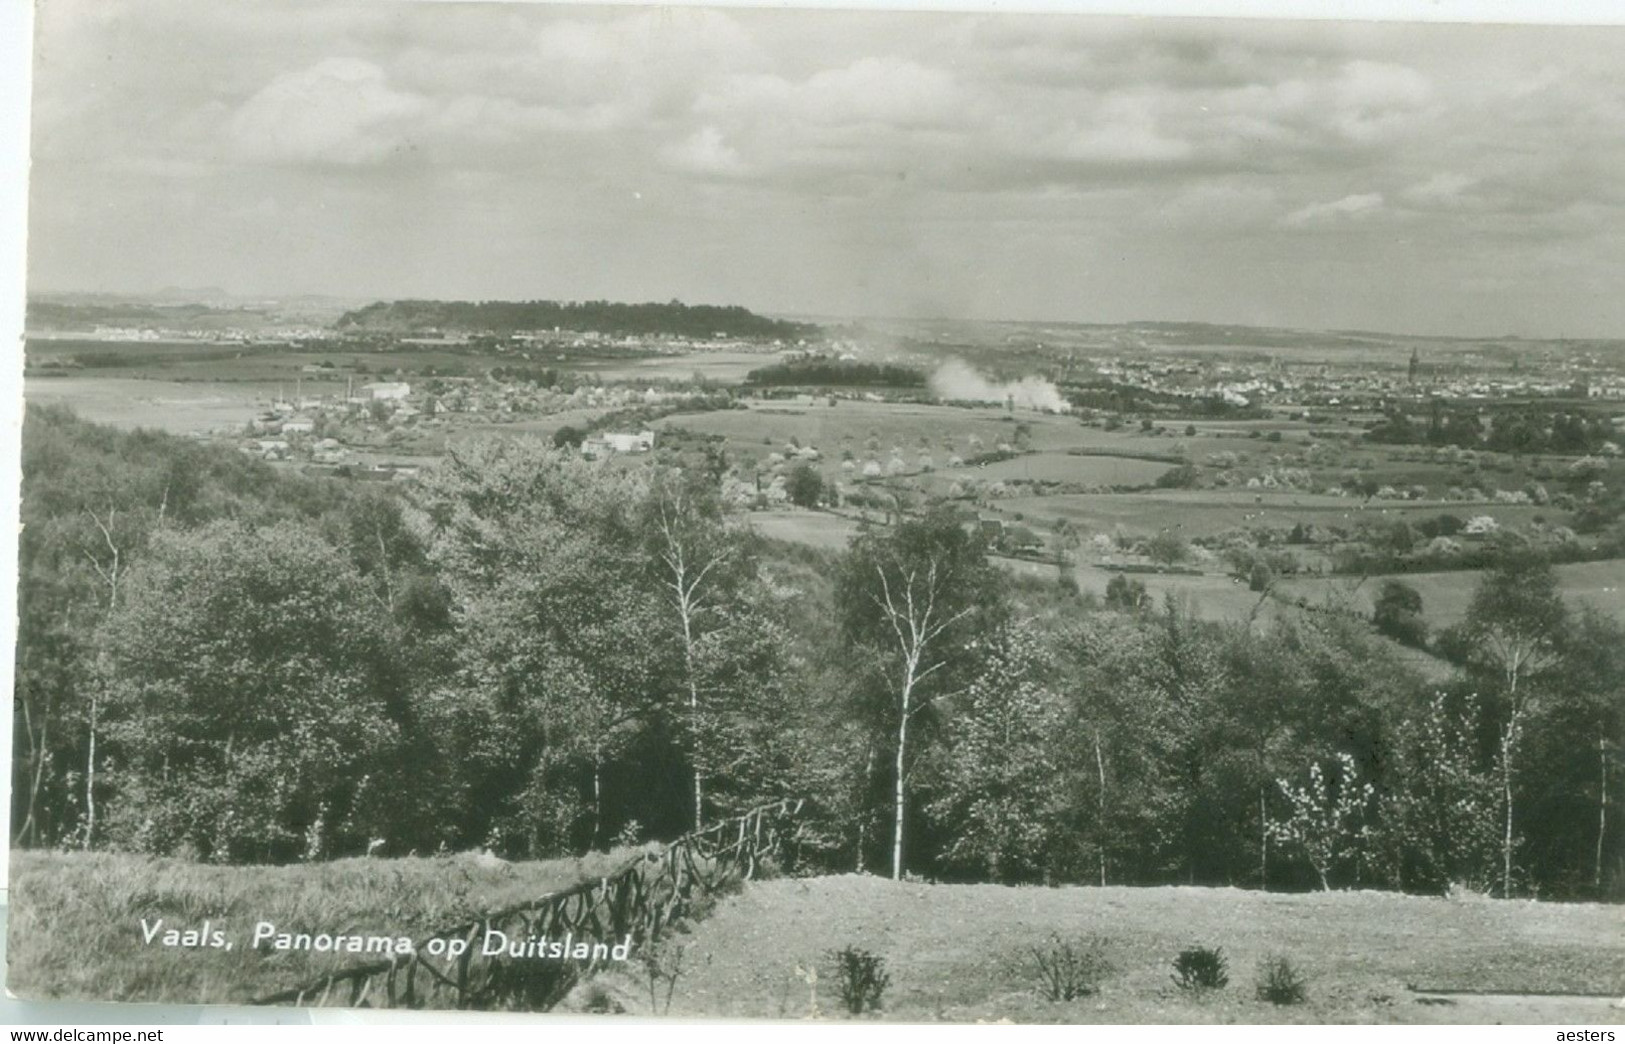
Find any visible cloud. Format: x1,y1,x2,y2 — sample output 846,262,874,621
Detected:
1052,94,1194,165
25,4,1625,335
660,126,748,178
1284,192,1385,226
698,57,964,131
1402,172,1479,209
229,57,423,167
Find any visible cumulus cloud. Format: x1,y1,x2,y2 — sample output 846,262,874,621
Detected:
229,57,423,166
1053,94,1194,165
25,2,1625,335
696,58,964,134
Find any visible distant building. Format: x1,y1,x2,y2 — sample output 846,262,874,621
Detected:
253,439,290,460
603,430,655,453
581,430,656,459
361,381,411,401
282,416,316,434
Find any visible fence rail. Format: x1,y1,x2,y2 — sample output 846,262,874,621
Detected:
253,798,803,1011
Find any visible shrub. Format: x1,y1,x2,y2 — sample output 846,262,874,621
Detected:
1255,954,1308,1005
829,946,890,1014
1031,933,1112,1001
1171,946,1229,991
1155,464,1200,489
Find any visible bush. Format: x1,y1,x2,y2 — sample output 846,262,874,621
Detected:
1155,464,1199,489
1255,954,1308,1005
1373,579,1428,647
786,462,824,508
1031,933,1112,1001
830,946,889,1014
1171,946,1229,991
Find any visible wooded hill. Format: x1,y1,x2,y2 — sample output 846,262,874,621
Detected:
334,299,818,341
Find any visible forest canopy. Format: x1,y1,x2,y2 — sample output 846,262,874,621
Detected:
11,407,1623,901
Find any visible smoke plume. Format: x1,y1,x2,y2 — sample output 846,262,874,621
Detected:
928,359,1070,413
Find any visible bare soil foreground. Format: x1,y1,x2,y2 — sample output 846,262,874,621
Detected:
646,875,1625,1024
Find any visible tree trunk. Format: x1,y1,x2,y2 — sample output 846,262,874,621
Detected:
1598,732,1610,892
14,690,46,846
856,742,875,874
592,747,603,852
1501,722,1517,899
1094,729,1107,887
682,615,704,833
84,693,98,849
1501,667,1521,900
892,676,912,881
1259,784,1268,892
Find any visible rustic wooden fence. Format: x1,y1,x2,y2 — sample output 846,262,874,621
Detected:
254,798,804,1011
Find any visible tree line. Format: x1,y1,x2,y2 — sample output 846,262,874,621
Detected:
744,360,927,388
11,407,1622,899
1367,403,1615,455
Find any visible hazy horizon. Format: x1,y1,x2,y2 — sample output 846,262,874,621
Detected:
26,2,1625,340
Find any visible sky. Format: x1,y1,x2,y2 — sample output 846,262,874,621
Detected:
22,1,1625,337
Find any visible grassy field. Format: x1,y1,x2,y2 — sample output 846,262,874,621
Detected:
5,848,646,1005
627,875,1625,1023
568,350,780,384
995,490,1552,540
656,402,1175,459
748,509,866,552
939,452,1173,487
1277,559,1625,629
24,377,283,434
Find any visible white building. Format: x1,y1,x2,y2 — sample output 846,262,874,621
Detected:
361,381,411,401
582,430,656,459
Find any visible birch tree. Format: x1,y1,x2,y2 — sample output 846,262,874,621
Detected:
836,509,1001,879
1460,556,1566,898
645,474,739,831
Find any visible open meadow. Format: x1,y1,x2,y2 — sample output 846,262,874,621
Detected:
655,401,1176,463
567,350,780,384
1277,559,1625,629
24,377,285,434
992,490,1554,541
937,452,1173,488
642,875,1625,1024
